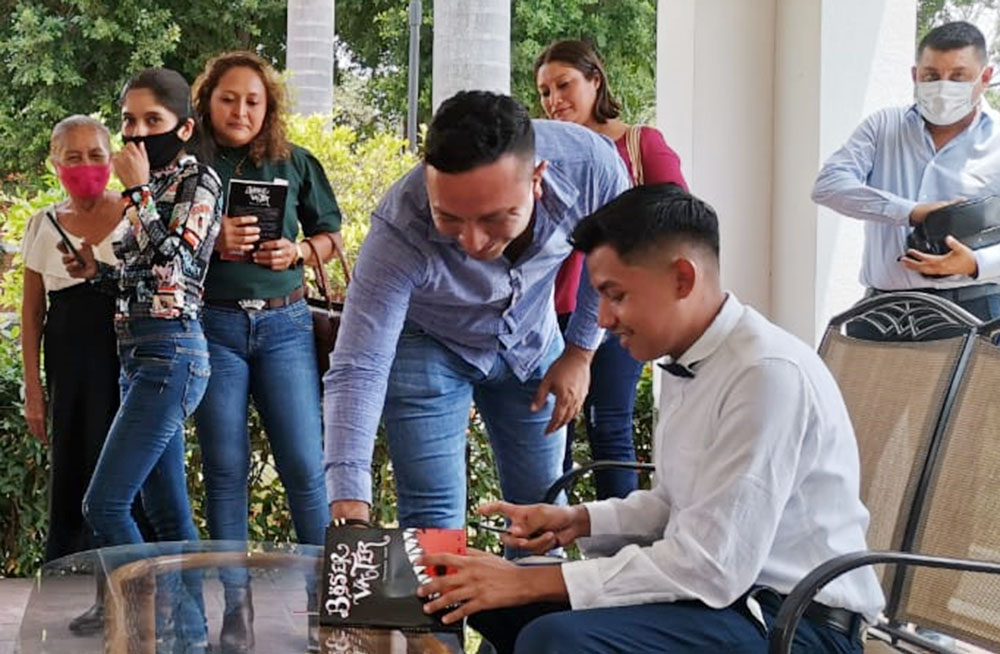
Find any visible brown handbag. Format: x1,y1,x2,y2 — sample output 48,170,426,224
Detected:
303,233,351,376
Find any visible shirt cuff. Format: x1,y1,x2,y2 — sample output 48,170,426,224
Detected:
583,500,620,536
325,463,373,506
892,198,919,226
563,320,604,351
560,559,605,609
973,245,1000,281
121,185,151,207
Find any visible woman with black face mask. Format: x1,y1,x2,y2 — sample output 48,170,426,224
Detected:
61,67,223,654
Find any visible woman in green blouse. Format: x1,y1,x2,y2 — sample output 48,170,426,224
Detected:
191,51,341,654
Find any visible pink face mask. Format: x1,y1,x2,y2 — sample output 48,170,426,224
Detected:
56,163,112,199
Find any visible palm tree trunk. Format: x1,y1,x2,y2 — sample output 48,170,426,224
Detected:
286,0,335,116
432,0,510,112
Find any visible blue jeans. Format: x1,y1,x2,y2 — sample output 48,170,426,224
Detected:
194,301,328,587
471,598,862,654
566,334,643,499
384,324,567,529
82,317,209,646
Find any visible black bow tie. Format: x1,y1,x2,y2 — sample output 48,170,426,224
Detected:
658,361,695,378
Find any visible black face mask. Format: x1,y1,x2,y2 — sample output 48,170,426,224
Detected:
123,122,187,170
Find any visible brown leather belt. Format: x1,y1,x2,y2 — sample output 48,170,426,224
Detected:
204,286,305,311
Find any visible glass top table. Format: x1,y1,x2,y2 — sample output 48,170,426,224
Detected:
17,540,464,653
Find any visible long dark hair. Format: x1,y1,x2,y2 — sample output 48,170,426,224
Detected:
119,67,209,161
533,39,622,123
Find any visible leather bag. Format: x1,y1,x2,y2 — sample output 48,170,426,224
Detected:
304,234,351,376
907,195,1000,255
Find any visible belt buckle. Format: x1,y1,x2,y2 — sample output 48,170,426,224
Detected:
237,298,266,311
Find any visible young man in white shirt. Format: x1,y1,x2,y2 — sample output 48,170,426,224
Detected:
416,184,885,653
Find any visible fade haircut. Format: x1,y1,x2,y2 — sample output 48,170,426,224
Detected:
917,21,988,65
571,184,720,265
423,91,535,174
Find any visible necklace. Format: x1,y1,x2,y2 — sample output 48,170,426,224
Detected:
221,147,249,176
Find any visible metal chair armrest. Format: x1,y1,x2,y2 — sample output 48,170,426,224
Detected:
542,460,656,504
768,550,1000,654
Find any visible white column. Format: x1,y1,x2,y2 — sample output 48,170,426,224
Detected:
657,0,916,344
432,0,510,112
810,0,916,341
657,0,778,315
286,0,335,116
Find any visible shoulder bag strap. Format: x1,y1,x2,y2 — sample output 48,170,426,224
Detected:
625,125,644,187
303,238,334,310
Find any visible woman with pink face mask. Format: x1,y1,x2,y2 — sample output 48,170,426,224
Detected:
20,115,125,566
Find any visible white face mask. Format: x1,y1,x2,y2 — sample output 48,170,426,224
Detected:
914,79,979,126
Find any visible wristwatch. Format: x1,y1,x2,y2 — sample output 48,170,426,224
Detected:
294,241,306,267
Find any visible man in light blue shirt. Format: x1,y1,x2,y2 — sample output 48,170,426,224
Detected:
323,91,630,526
813,21,1000,331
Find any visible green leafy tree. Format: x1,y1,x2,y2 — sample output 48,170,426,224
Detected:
335,0,657,133
0,0,286,179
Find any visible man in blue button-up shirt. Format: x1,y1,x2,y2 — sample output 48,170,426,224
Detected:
323,91,630,526
813,21,1000,331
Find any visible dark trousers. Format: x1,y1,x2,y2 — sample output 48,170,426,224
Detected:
43,284,152,562
470,597,862,654
558,317,643,500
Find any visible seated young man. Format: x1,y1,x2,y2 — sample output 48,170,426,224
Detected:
416,184,885,653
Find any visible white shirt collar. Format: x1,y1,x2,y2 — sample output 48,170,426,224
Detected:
668,292,743,371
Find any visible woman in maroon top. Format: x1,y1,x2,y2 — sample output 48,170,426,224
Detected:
535,39,688,499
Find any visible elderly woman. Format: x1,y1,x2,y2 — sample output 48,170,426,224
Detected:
20,115,129,634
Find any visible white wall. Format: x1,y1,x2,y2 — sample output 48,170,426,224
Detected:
658,0,916,345
813,0,916,339
658,0,777,315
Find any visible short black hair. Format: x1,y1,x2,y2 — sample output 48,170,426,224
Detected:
571,184,720,264
917,21,987,64
423,91,535,174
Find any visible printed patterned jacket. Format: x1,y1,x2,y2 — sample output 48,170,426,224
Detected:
94,155,223,320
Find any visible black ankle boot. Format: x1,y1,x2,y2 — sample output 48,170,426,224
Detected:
219,586,254,654
69,571,105,635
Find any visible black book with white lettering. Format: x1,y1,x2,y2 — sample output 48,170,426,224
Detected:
319,526,466,633
221,178,288,260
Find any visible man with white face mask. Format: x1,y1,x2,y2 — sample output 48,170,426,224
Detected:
813,21,1000,333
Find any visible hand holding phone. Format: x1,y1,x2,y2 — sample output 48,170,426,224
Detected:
47,210,85,267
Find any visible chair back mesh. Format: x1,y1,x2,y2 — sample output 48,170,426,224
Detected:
819,331,966,594
896,338,1000,650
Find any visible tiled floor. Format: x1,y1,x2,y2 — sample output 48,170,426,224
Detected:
12,573,315,654
0,578,33,654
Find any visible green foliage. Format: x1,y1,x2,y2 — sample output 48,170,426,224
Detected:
334,0,658,132
917,0,1000,48
0,0,286,177
512,0,657,124
285,114,419,293
0,323,48,576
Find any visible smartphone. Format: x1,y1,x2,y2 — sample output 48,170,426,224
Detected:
468,520,511,535
47,211,85,267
